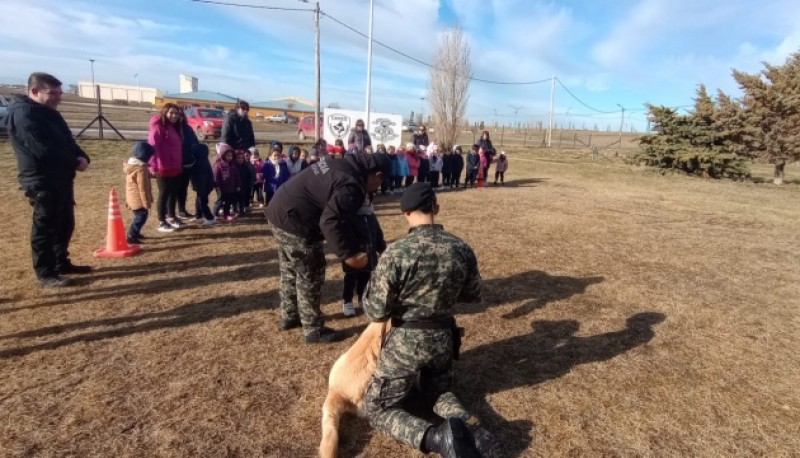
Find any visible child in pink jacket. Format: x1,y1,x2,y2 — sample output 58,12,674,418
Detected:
404,142,420,188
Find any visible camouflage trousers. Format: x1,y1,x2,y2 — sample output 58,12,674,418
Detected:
271,226,326,334
363,327,470,450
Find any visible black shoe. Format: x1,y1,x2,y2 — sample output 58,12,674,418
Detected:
280,317,302,331
423,418,480,458
304,326,345,344
177,211,194,219
467,422,503,458
57,262,92,275
37,275,71,287
127,235,142,245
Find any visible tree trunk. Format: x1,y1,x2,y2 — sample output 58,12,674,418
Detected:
773,161,785,185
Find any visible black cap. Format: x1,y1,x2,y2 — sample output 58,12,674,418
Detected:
132,141,155,162
400,182,437,213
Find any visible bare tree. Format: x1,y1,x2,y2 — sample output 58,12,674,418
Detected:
428,27,471,151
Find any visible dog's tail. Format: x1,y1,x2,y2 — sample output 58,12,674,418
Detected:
319,390,349,458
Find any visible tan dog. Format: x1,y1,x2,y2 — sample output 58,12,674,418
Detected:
319,320,390,458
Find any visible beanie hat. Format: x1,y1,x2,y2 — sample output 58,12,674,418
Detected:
400,182,437,213
132,141,155,162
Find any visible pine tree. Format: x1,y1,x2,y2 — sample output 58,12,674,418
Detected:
733,51,800,184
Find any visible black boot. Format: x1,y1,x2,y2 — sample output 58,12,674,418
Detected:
466,422,503,458
422,418,480,458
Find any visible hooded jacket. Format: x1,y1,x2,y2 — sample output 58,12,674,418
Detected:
5,94,91,190
441,152,454,175
395,152,410,177
262,159,291,194
190,144,214,195
405,150,420,177
451,150,465,175
428,150,443,172
221,111,256,150
213,156,241,194
495,154,508,172
266,152,387,260
147,115,183,177
124,159,153,211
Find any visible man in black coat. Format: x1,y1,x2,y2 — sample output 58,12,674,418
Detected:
266,152,389,343
221,100,256,150
412,125,429,147
5,72,92,287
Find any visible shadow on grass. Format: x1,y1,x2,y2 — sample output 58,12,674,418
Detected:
461,270,604,319
458,312,666,456
495,177,547,188
0,249,278,315
0,291,280,358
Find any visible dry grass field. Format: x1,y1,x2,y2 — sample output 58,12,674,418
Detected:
0,138,799,458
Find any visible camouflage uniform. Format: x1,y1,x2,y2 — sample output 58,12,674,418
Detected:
362,223,481,450
271,225,325,335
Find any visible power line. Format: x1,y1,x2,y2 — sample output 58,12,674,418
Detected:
321,12,551,86
554,77,618,114
187,0,313,11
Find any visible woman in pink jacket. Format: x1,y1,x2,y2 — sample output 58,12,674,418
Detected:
148,103,184,233
404,142,420,188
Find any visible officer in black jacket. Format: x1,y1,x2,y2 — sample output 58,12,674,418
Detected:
5,73,92,287
266,152,389,343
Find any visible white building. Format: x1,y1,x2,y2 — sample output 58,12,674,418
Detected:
78,81,163,104
179,74,198,93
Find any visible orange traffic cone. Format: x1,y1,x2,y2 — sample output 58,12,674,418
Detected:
94,187,141,258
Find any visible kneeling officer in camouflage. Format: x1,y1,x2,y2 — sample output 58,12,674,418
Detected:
362,183,500,457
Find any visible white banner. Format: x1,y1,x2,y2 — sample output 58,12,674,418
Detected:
323,108,403,150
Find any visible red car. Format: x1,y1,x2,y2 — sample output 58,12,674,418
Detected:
298,115,324,140
184,107,224,140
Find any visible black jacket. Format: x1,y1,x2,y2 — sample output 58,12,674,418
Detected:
190,147,214,194
221,111,255,149
342,211,386,274
346,129,372,152
412,132,429,147
441,154,454,175
6,94,90,190
266,153,378,260
181,123,199,169
452,153,465,175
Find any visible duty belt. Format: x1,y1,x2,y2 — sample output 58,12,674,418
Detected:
391,316,455,330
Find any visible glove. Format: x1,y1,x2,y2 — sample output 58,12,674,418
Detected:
344,252,368,269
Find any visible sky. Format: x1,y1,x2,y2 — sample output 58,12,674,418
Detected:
2,0,800,131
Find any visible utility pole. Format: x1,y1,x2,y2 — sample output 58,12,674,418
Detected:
314,1,321,141
419,96,425,124
364,0,375,128
547,74,555,147
135,72,140,103
89,59,96,99
617,104,625,146
509,104,523,129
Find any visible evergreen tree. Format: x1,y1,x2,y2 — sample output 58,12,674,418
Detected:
732,50,800,184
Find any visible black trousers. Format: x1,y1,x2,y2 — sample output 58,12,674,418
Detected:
195,188,214,220
173,169,192,214
156,175,182,223
343,270,371,303
26,187,75,278
428,171,440,187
